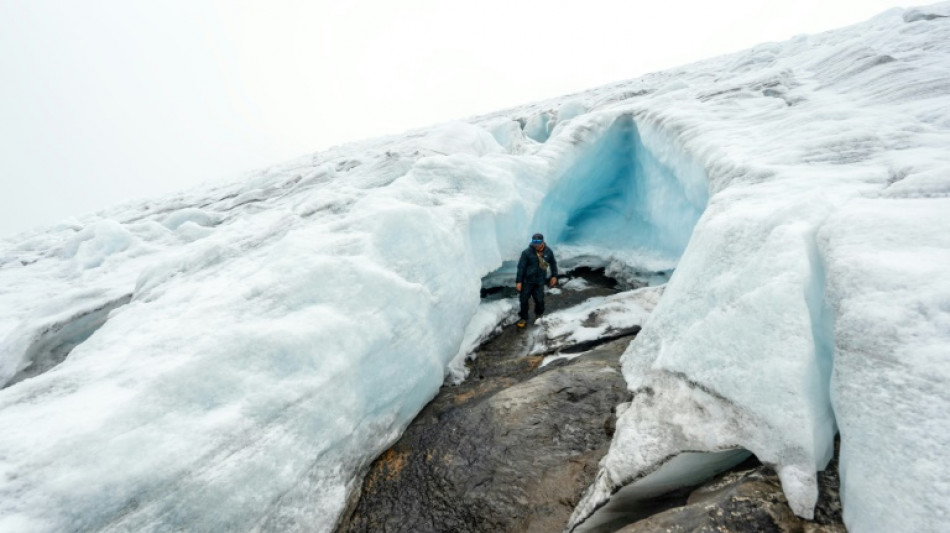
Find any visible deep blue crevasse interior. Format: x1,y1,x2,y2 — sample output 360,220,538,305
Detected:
532,115,708,268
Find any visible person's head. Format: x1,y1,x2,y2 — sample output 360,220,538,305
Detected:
531,233,544,249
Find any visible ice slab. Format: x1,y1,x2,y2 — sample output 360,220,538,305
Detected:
574,449,751,533
820,198,950,533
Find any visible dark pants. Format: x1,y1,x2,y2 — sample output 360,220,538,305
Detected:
519,283,545,320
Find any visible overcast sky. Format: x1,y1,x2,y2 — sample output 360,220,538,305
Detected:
0,0,905,238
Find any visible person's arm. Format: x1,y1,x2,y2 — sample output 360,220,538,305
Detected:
548,249,558,287
516,250,527,292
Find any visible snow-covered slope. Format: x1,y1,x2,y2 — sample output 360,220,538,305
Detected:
1,3,949,532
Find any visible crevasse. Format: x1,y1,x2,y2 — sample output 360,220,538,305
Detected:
0,111,713,533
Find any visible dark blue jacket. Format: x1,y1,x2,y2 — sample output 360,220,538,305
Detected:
516,245,558,284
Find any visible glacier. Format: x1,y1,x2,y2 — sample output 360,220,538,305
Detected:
0,2,949,532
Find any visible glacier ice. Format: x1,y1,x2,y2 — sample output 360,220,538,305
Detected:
820,199,950,532
569,4,950,531
523,111,555,143
532,114,708,272
0,107,704,530
0,290,132,388
0,2,949,532
557,99,589,123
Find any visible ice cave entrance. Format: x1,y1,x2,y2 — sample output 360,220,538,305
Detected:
485,114,709,291
536,114,709,270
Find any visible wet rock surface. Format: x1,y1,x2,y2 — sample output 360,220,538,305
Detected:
338,276,634,533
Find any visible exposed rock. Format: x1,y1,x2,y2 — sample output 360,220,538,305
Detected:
338,279,634,533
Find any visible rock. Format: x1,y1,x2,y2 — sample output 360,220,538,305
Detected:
337,330,633,532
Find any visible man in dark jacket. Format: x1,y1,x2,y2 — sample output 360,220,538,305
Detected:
515,233,558,328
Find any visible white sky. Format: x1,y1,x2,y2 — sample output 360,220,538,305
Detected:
0,0,905,238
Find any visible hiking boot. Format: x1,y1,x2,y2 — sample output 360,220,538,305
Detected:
516,319,527,328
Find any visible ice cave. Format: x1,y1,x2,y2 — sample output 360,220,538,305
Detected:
481,113,709,295
532,114,708,269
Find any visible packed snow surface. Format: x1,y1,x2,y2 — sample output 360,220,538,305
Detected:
1,3,949,532
535,285,663,368
537,286,662,351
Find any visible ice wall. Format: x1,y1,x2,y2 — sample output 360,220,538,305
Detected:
0,122,555,531
820,199,950,532
570,4,950,531
532,114,708,271
569,179,841,526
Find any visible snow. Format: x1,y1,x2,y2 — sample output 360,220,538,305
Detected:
60,220,136,269
0,2,949,532
904,3,950,21
485,118,530,153
557,100,588,123
561,276,591,291
534,286,663,354
161,207,219,231
0,120,549,530
0,289,132,387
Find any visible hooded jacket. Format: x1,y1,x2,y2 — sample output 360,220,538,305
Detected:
516,244,558,285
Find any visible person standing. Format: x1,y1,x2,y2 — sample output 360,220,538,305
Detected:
515,233,558,328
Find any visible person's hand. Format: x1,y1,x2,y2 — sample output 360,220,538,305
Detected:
516,283,522,292
549,277,557,287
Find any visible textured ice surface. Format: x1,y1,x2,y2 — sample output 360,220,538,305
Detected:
569,4,950,531
536,286,664,368
535,286,663,352
0,122,547,531
531,114,708,272
1,3,949,532
820,199,950,532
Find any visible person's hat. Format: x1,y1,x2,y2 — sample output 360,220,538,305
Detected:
531,233,544,243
